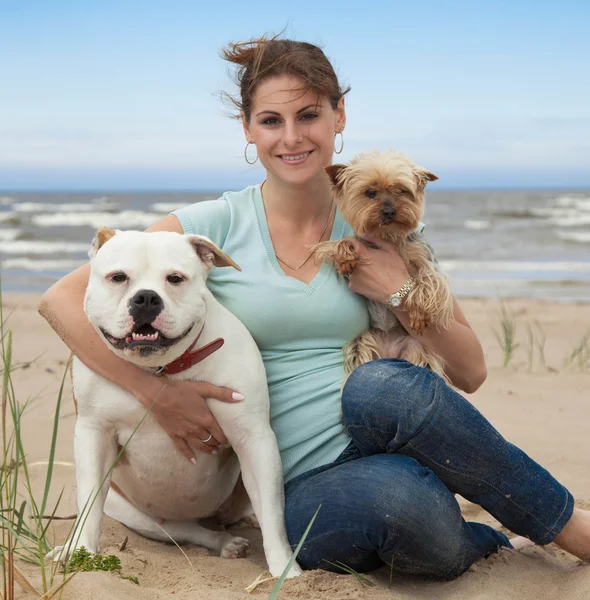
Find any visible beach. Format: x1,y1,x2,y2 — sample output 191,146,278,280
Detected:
4,293,590,600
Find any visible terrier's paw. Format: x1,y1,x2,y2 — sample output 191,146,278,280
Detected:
336,258,360,277
409,313,431,334
220,536,250,559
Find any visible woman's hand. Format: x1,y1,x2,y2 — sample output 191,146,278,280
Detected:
346,236,411,302
135,378,244,462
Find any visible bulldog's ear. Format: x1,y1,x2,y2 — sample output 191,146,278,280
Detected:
188,235,241,271
325,163,348,188
415,167,439,188
89,227,117,259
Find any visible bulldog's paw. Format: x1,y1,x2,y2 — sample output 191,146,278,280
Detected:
220,536,250,559
46,541,97,564
240,513,260,529
284,563,303,578
269,560,303,579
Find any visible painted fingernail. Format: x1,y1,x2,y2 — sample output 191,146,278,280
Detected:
232,392,245,401
191,457,197,465
212,449,218,455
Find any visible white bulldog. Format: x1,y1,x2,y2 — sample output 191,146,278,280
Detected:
48,228,301,578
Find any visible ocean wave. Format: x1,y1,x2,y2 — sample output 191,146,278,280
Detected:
440,260,590,273
14,202,119,213
32,211,162,229
0,258,85,271
150,202,192,213
530,207,575,218
554,195,590,212
0,229,22,241
0,213,20,225
0,240,89,255
492,209,541,219
464,220,491,230
548,215,590,228
556,231,590,244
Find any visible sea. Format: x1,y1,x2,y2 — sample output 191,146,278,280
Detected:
0,189,589,302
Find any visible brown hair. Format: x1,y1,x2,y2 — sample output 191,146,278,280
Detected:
221,36,350,122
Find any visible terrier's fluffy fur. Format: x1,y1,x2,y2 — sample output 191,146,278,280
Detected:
314,150,453,380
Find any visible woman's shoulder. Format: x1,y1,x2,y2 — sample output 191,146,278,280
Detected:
172,185,259,246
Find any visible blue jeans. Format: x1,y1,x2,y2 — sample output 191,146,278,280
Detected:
284,359,574,580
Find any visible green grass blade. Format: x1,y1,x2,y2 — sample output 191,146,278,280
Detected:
323,560,376,587
267,504,321,600
40,355,71,519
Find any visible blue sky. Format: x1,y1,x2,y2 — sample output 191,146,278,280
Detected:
1,0,589,190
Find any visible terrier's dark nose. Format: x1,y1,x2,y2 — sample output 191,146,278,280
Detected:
129,289,163,323
381,205,396,221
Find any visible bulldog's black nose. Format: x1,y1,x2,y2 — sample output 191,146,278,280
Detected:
381,205,396,221
128,289,163,323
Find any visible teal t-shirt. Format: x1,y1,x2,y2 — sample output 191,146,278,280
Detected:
174,185,369,483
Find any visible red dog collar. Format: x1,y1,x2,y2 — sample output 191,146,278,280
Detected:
155,328,224,376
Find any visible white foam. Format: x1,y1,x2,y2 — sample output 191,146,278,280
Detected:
0,240,89,254
555,195,590,211
150,202,191,212
556,231,590,244
440,261,590,273
13,202,119,213
0,213,18,224
549,215,590,227
530,207,575,218
0,258,84,271
0,229,22,241
464,220,491,230
32,211,161,229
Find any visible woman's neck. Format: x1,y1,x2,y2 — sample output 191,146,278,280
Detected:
261,172,334,228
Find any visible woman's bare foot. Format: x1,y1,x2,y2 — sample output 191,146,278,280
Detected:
510,536,535,550
553,508,590,561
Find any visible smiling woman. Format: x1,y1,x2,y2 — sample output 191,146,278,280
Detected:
38,33,590,583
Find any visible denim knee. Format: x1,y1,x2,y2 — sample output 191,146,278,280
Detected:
341,359,440,454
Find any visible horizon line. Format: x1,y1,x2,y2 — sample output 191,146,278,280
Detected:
1,185,590,194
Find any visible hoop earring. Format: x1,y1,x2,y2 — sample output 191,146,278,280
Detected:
244,141,259,165
334,131,344,155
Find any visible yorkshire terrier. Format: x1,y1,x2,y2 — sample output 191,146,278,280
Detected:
314,150,453,380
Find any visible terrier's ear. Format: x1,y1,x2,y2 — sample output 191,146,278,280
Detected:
416,167,439,188
325,164,348,188
188,235,241,272
89,227,117,259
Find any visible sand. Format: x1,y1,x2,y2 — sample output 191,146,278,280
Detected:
3,294,590,599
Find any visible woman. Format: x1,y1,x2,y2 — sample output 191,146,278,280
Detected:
39,36,590,580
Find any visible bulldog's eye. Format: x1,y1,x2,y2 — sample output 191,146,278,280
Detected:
110,272,128,283
167,273,185,285
365,189,377,199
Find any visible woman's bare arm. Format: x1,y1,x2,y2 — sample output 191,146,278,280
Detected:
38,215,241,459
346,237,487,393
391,298,487,393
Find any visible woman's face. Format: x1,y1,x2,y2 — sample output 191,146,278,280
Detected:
243,75,346,187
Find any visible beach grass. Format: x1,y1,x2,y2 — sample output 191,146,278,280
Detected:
1,295,72,599
323,560,376,588
564,331,590,372
0,291,150,598
494,300,520,367
525,319,547,372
